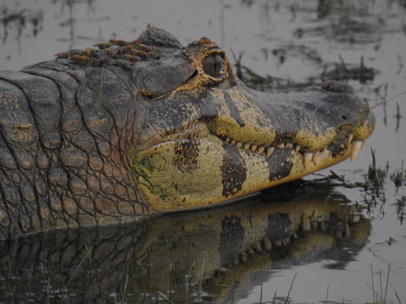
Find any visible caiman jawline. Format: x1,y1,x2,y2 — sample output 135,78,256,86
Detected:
216,134,364,169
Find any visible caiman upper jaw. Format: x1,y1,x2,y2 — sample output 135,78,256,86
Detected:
209,81,374,170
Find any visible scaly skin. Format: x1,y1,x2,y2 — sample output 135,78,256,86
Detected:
0,25,374,240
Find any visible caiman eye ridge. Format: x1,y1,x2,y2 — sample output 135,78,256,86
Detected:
217,134,364,169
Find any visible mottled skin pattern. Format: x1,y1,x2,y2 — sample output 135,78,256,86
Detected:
0,25,374,240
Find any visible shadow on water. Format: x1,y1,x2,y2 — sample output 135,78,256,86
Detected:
0,183,370,303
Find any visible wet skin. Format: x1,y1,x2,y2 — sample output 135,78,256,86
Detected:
0,25,374,239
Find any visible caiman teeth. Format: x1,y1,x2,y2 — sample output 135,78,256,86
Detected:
351,140,363,161
219,134,362,166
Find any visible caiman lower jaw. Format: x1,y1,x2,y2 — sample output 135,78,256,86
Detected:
216,133,365,169
132,132,363,213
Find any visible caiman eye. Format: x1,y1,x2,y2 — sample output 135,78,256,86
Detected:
203,53,224,77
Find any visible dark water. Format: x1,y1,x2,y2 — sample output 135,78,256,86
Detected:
0,0,405,303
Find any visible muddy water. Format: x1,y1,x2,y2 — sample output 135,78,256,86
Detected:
0,0,405,303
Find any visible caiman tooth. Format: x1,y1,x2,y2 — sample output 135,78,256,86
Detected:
236,142,243,148
250,144,258,152
230,139,236,145
291,232,298,240
312,151,319,163
285,143,293,149
243,143,250,150
266,147,275,158
225,137,231,143
350,140,363,161
347,134,354,144
303,152,313,169
277,143,285,148
257,146,265,155
263,237,272,251
294,145,301,153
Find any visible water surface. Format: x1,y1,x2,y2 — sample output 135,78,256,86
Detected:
0,0,405,303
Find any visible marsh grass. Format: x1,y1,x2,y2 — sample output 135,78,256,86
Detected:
367,149,387,188
395,196,406,224
368,263,396,304
390,160,405,188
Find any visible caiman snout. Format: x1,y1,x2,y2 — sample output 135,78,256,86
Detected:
320,80,375,159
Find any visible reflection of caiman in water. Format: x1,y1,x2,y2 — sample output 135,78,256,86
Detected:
0,183,370,303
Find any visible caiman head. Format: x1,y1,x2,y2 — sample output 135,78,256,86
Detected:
120,25,374,212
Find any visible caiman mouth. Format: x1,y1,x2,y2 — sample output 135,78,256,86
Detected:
215,133,363,169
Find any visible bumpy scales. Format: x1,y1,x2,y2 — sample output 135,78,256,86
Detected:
0,24,374,240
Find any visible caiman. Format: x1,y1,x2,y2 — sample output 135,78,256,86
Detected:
0,24,375,240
